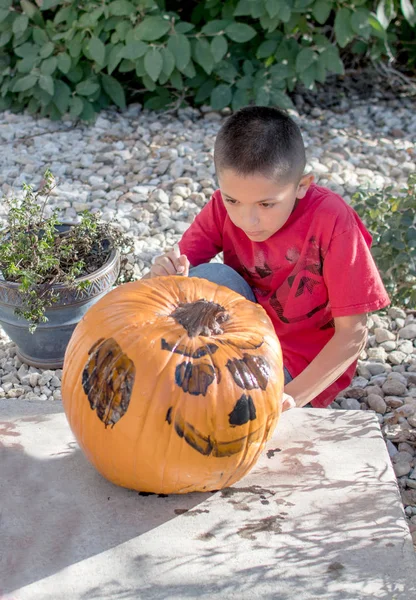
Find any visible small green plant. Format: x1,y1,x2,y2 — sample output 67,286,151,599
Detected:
352,173,416,307
0,169,134,331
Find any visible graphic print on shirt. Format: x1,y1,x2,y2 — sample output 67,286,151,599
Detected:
270,236,329,324
238,245,274,296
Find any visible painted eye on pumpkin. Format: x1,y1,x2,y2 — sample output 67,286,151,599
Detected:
82,337,135,429
226,354,270,391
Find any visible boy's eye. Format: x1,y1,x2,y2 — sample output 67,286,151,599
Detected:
225,197,237,205
260,203,274,208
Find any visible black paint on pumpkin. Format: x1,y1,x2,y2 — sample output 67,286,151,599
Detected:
168,410,276,457
228,394,257,426
161,338,219,358
226,354,270,391
82,337,135,428
175,361,216,396
166,406,173,424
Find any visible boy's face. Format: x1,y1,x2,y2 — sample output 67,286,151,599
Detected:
218,169,313,242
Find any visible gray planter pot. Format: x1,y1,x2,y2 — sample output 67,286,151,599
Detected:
0,239,120,369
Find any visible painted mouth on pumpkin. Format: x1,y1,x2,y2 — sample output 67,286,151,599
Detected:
166,406,276,458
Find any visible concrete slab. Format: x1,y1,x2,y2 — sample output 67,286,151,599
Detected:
1,400,415,600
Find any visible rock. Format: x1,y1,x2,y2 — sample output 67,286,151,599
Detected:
384,396,405,408
366,394,387,414
392,451,414,464
388,307,406,319
367,347,387,361
374,327,396,343
351,376,369,388
150,189,169,204
394,462,412,477
398,324,416,339
365,362,387,376
340,398,361,410
388,351,407,365
345,386,367,399
382,380,408,396
386,439,398,458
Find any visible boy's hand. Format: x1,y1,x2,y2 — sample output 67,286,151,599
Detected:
150,244,190,278
282,392,296,412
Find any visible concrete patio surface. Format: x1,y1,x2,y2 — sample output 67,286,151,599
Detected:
1,399,415,600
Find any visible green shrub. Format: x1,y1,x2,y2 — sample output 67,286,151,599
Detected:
0,0,415,120
352,174,416,307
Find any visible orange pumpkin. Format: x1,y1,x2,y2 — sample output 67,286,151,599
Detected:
62,276,284,494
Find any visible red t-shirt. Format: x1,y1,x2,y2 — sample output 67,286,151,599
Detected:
179,184,390,407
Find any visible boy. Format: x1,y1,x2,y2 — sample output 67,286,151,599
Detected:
147,106,390,411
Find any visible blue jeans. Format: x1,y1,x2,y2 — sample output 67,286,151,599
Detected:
189,263,293,386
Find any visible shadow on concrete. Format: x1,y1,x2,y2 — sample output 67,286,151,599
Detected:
0,403,212,595
1,404,415,600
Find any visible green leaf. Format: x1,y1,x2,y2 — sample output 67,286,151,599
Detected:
12,14,29,36
108,0,134,16
0,31,12,47
53,79,71,114
210,84,232,109
320,46,344,75
233,0,252,17
255,85,270,106
279,1,292,22
265,0,280,18
236,74,253,89
79,98,96,122
21,0,38,18
174,21,195,34
161,47,175,77
351,8,371,37
38,74,54,96
12,74,37,92
142,74,156,91
368,14,387,39
70,96,83,117
122,40,148,60
40,56,57,75
232,87,250,110
211,35,228,62
225,22,257,43
39,42,54,59
257,39,278,58
144,47,163,81
195,79,216,102
135,16,170,41
376,0,395,28
334,8,354,48
194,38,214,74
296,48,316,72
88,36,106,66
76,79,100,97
17,55,37,73
57,52,71,74
270,89,293,109
201,19,230,35
167,34,191,72
170,69,183,90
0,8,9,22
107,44,123,74
40,0,64,9
33,28,48,46
312,0,332,24
214,60,238,83
101,73,126,109
401,0,416,25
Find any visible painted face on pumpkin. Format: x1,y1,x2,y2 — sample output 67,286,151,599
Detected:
82,298,277,457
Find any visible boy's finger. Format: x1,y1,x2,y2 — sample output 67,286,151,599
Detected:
178,255,190,276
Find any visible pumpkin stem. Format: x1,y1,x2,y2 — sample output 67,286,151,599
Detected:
171,300,229,337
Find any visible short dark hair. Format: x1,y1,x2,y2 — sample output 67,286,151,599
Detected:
214,106,306,183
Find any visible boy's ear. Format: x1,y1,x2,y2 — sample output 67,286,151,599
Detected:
296,173,314,198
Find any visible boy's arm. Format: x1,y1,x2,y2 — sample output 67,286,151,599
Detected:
284,313,368,408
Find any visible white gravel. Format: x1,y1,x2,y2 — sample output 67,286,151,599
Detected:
0,99,415,543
